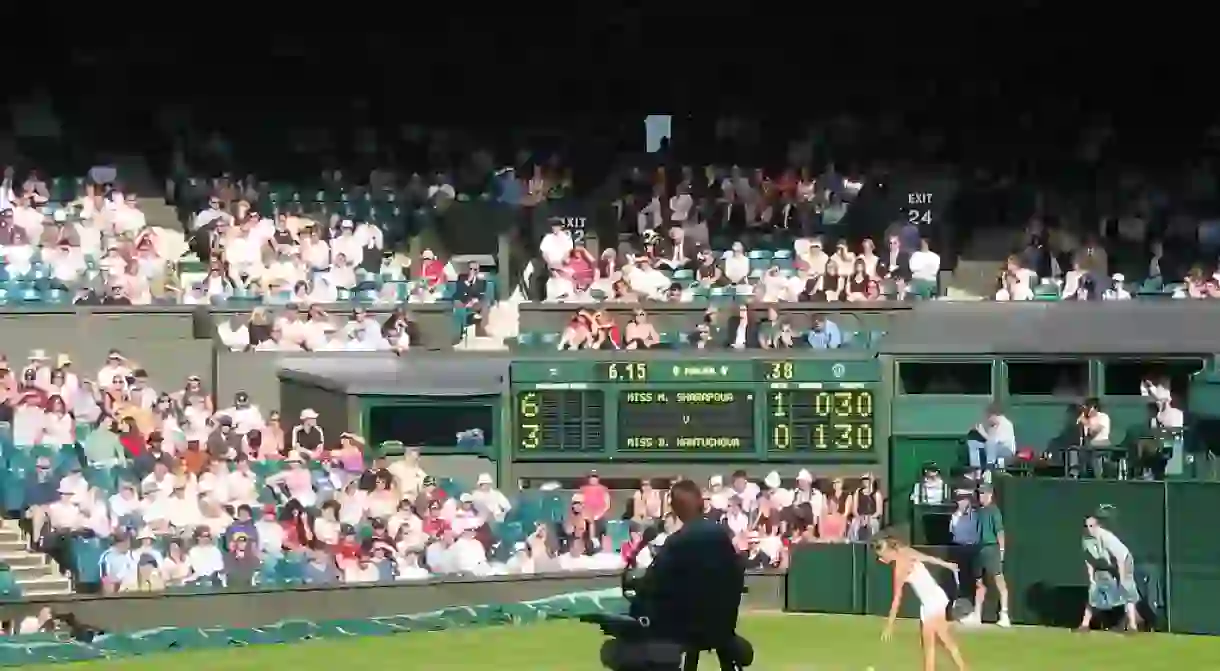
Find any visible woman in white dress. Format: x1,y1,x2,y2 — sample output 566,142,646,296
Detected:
875,536,969,671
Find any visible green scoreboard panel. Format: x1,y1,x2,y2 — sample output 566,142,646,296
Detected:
510,358,883,462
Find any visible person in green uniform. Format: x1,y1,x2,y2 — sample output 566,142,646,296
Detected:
973,484,1011,627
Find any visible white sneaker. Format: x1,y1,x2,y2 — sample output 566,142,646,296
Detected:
997,613,1012,628
960,612,982,626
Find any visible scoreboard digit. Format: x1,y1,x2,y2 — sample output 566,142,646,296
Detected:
766,388,875,454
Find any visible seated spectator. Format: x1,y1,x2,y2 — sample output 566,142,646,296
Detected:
217,391,265,437
266,452,318,506
722,242,750,285
590,311,622,350
120,555,166,593
388,445,427,501
742,532,772,570
23,457,59,547
344,553,382,584
806,314,842,350
255,505,286,559
504,541,535,574
222,530,261,587
290,408,325,458
995,272,1033,301
470,473,512,523
301,547,341,586
162,539,191,586
1103,273,1132,300
100,532,138,594
109,481,143,531
81,419,126,468
557,538,591,571
558,312,595,350
185,527,225,585
816,498,848,543
725,305,757,350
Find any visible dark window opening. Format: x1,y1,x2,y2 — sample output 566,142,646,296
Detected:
898,362,992,395
368,404,495,448
1006,362,1088,396
1103,359,1204,400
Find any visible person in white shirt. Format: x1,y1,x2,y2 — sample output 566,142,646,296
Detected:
111,194,147,237
255,506,286,558
46,240,87,286
539,220,574,269
504,542,536,575
762,471,793,509
728,470,761,513
968,404,1017,469
908,237,941,285
215,391,264,436
163,479,204,531
185,529,226,584
994,272,1033,301
109,482,143,527
450,528,491,576
11,393,47,446
545,267,577,302
344,555,383,583
469,473,512,523
626,258,670,299
96,350,132,388
792,470,826,524
41,396,75,446
1155,397,1185,430
1140,376,1173,410
1078,398,1112,446
722,242,750,284
47,483,84,532
1102,273,1132,300
330,220,363,267
557,539,592,571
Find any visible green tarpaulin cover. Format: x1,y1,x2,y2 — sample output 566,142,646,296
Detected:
0,589,627,666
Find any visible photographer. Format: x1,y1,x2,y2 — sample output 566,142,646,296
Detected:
634,479,746,670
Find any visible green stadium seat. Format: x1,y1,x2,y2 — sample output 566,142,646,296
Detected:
71,536,105,583
604,519,631,551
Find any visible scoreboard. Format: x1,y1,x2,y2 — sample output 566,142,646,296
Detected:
510,358,883,462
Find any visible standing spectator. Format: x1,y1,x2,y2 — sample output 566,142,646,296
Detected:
949,489,983,625
909,236,941,296
847,474,884,541
388,445,428,501
974,485,1011,627
579,472,612,523
290,409,325,458
22,457,57,548
540,220,574,269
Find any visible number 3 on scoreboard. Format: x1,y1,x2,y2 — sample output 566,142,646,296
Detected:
768,361,794,380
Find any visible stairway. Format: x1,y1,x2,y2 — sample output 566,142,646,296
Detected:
0,521,73,597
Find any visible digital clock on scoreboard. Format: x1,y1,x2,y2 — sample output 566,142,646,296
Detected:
618,389,755,452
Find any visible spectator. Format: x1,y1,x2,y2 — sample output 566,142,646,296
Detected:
217,391,265,436
301,547,340,586
1103,274,1132,300
222,530,262,587
162,540,191,586
725,305,757,350
185,528,225,585
470,473,512,523
265,452,318,506
806,314,842,350
911,464,950,505
540,219,573,269
817,498,848,543
723,242,750,285
290,408,325,458
99,532,137,594
387,445,428,502
109,482,142,530
22,457,58,547
995,272,1033,301
909,236,941,293
121,555,166,593
207,417,242,461
742,532,772,570
847,474,884,541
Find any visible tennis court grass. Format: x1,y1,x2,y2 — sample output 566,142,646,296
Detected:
25,614,1220,671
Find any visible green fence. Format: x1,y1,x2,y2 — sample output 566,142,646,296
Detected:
0,589,625,666
787,478,1220,636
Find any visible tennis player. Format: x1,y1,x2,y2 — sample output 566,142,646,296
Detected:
875,536,970,671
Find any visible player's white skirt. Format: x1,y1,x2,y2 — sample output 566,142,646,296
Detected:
920,595,950,623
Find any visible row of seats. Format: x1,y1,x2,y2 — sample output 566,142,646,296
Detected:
513,328,888,350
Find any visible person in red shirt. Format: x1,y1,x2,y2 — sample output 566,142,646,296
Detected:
333,525,363,564
591,312,622,350
417,249,447,289
421,501,450,537
579,472,612,522
567,247,596,291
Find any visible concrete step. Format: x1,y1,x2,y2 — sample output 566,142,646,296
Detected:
0,552,47,569
10,565,57,582
17,575,73,596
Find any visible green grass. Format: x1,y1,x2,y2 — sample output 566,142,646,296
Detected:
26,614,1220,671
